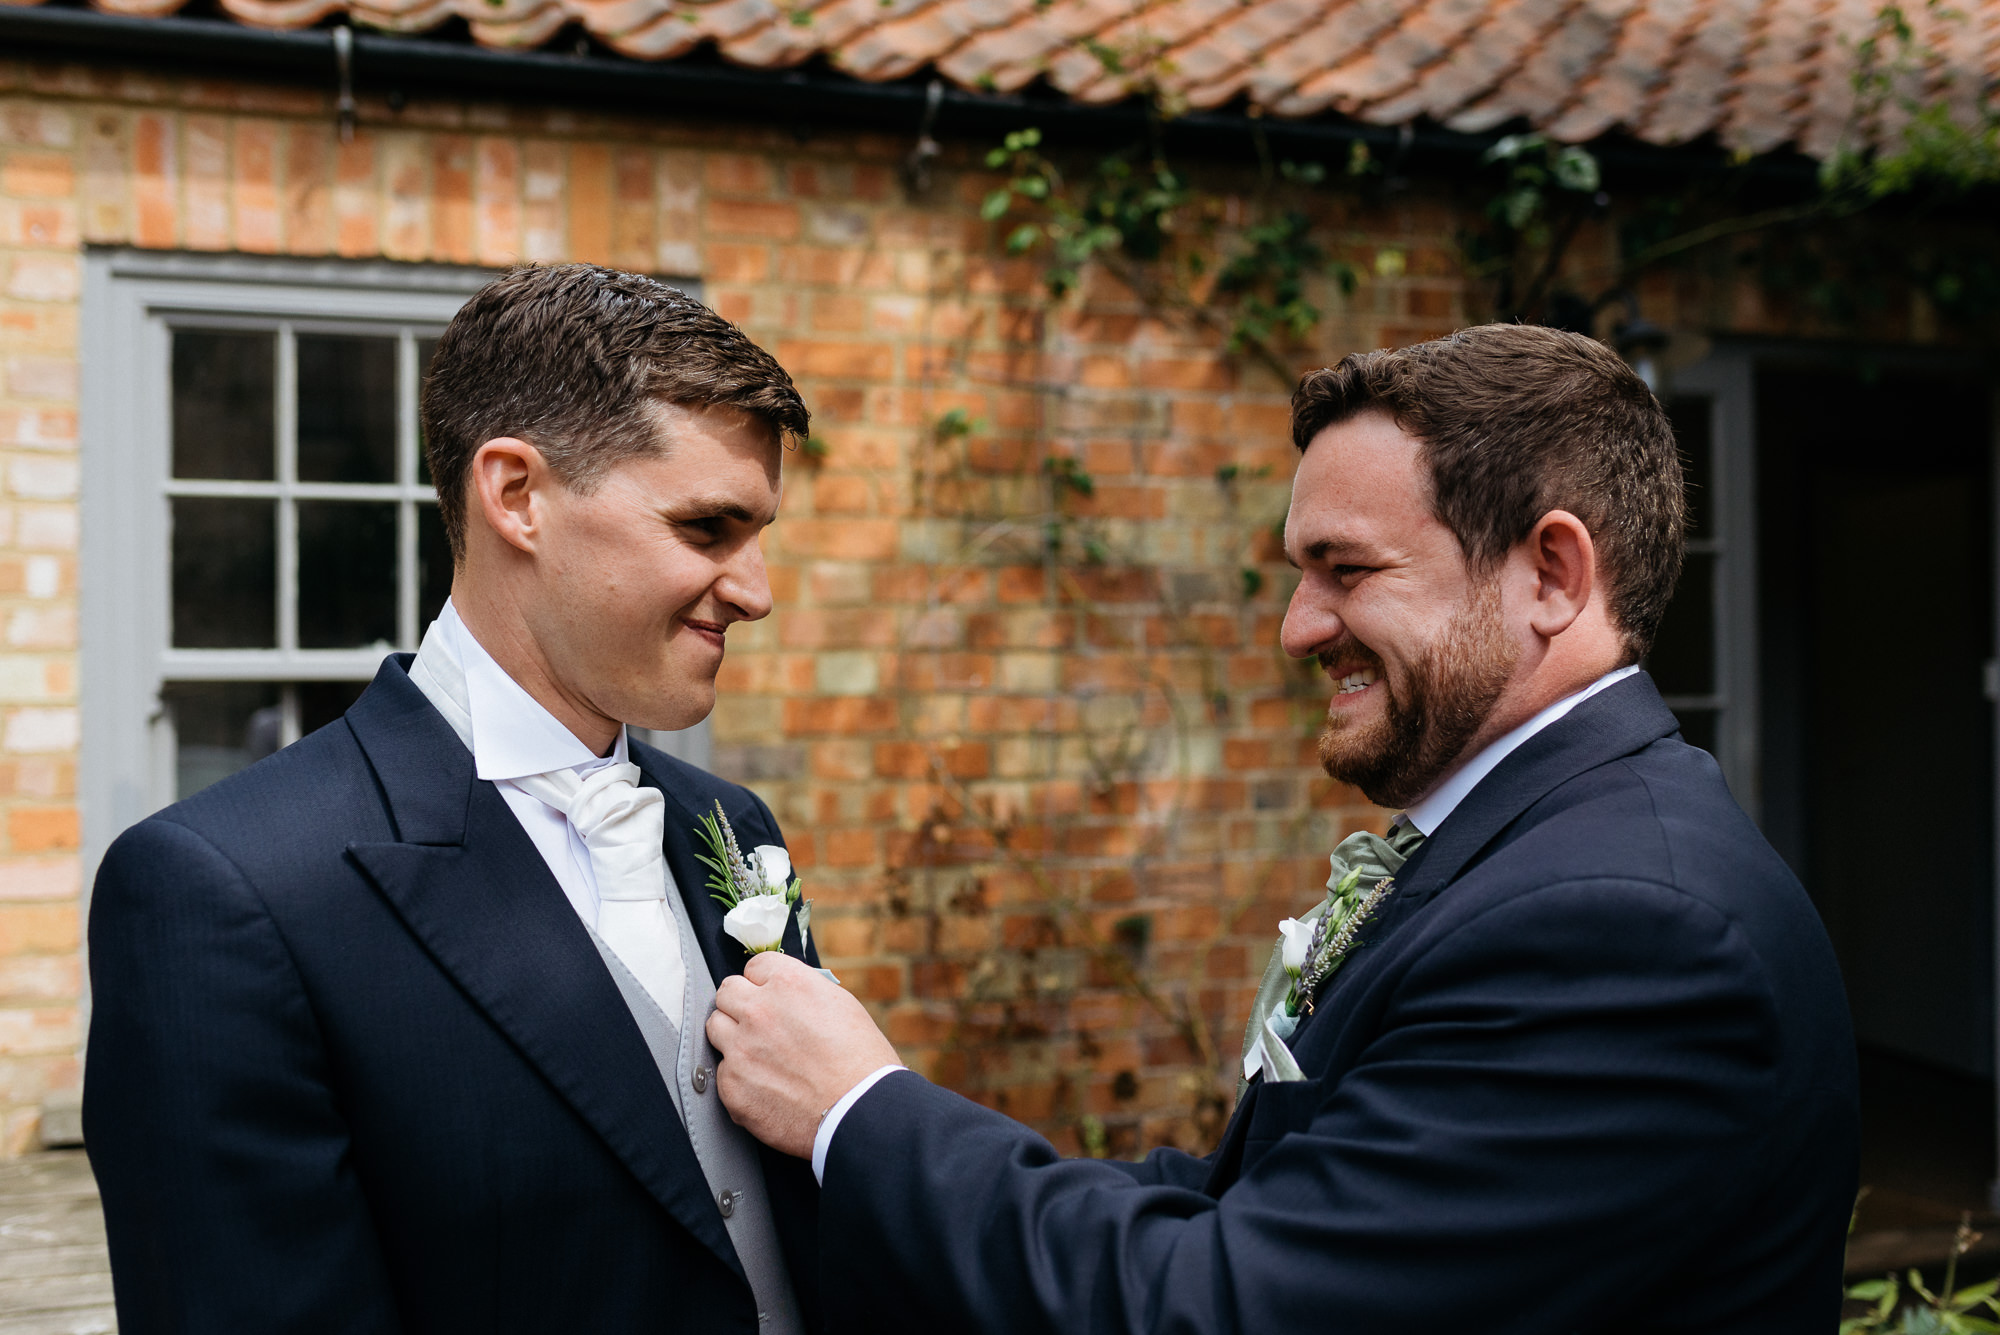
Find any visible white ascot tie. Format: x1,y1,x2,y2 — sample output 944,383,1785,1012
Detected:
513,763,687,1031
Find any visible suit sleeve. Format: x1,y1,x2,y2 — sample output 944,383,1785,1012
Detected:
84,817,402,1335
817,879,1786,1335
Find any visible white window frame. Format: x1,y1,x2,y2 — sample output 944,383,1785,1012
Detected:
80,249,712,904
1661,353,1761,819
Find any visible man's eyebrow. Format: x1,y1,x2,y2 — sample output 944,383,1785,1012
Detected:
1299,536,1372,564
665,495,762,523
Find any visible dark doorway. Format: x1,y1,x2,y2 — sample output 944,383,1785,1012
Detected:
1756,363,1995,1218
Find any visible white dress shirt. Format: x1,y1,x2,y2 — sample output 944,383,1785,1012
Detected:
1401,664,1639,836
813,664,1643,1183
407,598,631,931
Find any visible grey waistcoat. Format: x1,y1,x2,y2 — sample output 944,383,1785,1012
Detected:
406,625,802,1333
589,886,804,1335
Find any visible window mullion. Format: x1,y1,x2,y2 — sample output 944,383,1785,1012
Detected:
398,329,419,649
277,323,299,656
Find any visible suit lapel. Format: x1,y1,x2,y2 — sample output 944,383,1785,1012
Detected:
643,769,807,987
1390,672,1680,913
1205,673,1684,1187
342,660,746,1281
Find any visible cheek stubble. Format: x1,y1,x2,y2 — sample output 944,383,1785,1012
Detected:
1315,579,1517,809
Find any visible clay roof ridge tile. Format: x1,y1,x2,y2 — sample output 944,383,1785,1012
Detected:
1158,0,1340,94
1521,0,1643,130
1631,0,1737,143
1298,0,1494,116
1434,0,1622,134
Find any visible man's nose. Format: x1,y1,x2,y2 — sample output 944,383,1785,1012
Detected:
1279,576,1340,660
718,537,774,623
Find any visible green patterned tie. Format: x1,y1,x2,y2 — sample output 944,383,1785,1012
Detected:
1238,820,1428,1089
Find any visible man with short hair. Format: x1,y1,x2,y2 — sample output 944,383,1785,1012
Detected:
708,324,1859,1333
87,265,821,1334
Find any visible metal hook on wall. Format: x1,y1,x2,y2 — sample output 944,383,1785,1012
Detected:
333,25,356,144
901,78,943,196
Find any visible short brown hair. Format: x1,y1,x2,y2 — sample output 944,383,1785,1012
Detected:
1291,324,1685,660
422,264,810,559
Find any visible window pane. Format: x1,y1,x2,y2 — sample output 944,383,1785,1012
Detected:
172,498,275,647
298,334,397,483
299,680,368,736
417,337,439,486
173,330,274,480
298,500,397,648
1673,708,1719,757
417,501,452,629
1648,551,1715,696
1667,395,1713,538
163,681,281,799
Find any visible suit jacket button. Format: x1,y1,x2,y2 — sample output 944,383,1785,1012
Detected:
717,1190,736,1218
692,1065,710,1094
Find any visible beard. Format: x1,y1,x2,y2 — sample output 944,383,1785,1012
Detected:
1315,579,1518,810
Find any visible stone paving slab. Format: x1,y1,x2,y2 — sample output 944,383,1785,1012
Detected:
0,1154,113,1335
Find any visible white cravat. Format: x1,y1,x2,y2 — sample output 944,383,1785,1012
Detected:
513,764,687,1031
409,600,688,1028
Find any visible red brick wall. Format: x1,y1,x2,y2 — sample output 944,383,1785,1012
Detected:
0,54,1902,1155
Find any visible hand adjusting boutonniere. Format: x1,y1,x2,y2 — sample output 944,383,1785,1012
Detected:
694,800,837,982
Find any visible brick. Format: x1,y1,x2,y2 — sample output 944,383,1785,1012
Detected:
521,139,564,261
4,808,74,854
567,140,612,266
775,340,894,381
232,119,278,253
784,697,898,736
704,153,773,196
0,859,75,902
333,130,377,256
474,136,520,265
283,122,332,253
778,518,898,560
0,152,70,200
706,199,799,241
0,1007,75,1056
704,242,769,282
2,708,75,753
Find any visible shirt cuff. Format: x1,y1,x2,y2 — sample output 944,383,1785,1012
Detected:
811,1064,905,1185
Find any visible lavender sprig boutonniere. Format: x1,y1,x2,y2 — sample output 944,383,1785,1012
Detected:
694,800,809,957
1279,865,1397,1019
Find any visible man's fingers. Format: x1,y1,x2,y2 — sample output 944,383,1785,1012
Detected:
743,950,810,985
704,1005,739,1053
712,973,757,1019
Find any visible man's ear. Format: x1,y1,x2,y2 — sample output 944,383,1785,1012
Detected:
469,437,550,556
1524,509,1596,639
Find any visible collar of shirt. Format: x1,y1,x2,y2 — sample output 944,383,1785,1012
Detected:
1400,664,1640,837
430,598,627,783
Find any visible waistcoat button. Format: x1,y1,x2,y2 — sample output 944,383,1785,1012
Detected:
717,1189,737,1218
692,1065,710,1094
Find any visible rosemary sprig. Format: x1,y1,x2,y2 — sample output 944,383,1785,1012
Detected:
1301,875,1397,1014
693,800,762,908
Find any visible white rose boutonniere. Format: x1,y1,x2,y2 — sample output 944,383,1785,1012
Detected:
694,802,834,982
722,895,793,954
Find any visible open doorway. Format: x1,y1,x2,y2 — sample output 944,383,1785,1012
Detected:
1754,363,1995,1231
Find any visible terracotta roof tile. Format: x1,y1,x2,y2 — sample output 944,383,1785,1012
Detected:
48,0,2000,158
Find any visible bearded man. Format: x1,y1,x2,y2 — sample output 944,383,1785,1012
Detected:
707,324,1860,1334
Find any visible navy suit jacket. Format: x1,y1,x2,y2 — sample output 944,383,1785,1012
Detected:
818,672,1858,1334
84,656,821,1334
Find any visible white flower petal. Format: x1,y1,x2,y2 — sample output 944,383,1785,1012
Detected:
753,844,792,893
723,896,794,953
1277,917,1313,974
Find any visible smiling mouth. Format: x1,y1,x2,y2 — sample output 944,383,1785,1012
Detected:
684,618,726,646
1332,666,1379,696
